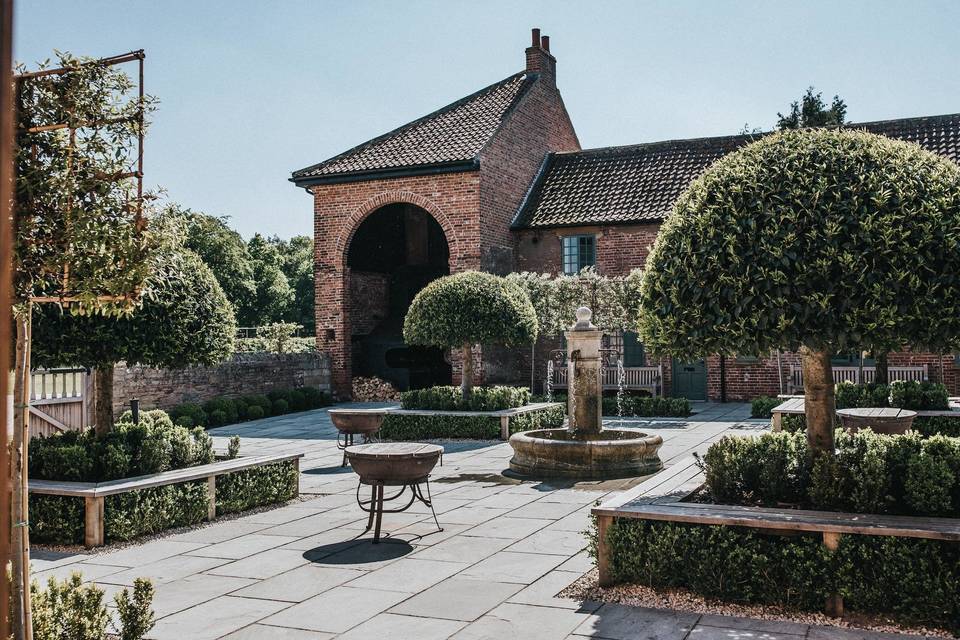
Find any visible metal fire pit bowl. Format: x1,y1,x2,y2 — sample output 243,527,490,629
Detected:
346,443,444,542
329,408,387,466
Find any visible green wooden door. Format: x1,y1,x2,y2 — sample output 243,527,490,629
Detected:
672,358,707,400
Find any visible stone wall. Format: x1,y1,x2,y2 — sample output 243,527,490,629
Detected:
112,352,332,414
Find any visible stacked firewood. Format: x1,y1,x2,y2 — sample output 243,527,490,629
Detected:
351,376,401,401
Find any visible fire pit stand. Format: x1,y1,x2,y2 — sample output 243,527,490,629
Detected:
346,443,444,543
329,408,387,467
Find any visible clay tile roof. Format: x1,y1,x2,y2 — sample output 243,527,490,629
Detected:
291,72,534,184
512,112,960,229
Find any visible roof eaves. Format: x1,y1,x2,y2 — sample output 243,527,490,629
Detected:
289,159,479,187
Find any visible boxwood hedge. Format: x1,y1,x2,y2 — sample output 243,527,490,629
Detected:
400,385,531,411
167,385,331,429
379,404,565,440
591,518,959,628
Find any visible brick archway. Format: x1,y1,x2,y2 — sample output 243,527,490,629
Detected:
336,190,461,269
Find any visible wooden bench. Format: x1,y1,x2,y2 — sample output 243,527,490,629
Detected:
30,452,303,548
771,397,960,432
592,456,960,616
384,402,564,439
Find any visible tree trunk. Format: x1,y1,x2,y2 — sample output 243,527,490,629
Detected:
94,364,115,436
874,351,889,385
12,307,33,640
461,343,474,400
801,347,835,455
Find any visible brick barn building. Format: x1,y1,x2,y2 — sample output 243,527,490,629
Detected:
292,29,960,400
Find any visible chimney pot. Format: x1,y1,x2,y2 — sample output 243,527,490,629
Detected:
531,28,541,47
541,35,550,52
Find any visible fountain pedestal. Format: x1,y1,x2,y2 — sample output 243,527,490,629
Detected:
509,307,663,479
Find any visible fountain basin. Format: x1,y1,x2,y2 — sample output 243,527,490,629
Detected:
508,428,664,479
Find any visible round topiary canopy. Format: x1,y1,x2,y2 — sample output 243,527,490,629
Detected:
404,270,538,348
639,128,960,359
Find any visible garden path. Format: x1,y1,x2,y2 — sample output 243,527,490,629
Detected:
31,403,925,639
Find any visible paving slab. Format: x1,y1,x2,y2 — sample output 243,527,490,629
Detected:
231,564,365,602
335,612,466,640
219,625,334,639
389,576,522,622
508,569,600,611
573,603,699,640
410,533,513,564
206,548,311,580
459,550,566,584
345,557,468,593
260,585,409,634
451,602,590,640
148,594,289,640
147,573,256,619
463,515,553,539
187,533,300,560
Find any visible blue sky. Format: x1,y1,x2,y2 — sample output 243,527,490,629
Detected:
15,0,960,239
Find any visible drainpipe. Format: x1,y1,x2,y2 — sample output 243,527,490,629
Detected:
776,350,784,395
719,355,727,403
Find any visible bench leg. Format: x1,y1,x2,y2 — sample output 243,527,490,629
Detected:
500,416,510,440
207,476,217,521
597,515,614,587
84,496,104,549
823,532,843,617
772,412,782,432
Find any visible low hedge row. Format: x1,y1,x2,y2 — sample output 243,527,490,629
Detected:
750,396,780,418
546,394,690,417
30,410,214,482
835,380,949,410
592,518,959,628
400,385,531,411
380,404,566,440
701,430,960,517
780,413,960,438
30,459,300,545
168,386,331,428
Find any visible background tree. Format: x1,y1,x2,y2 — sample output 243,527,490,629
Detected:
32,247,236,433
777,86,847,130
162,204,256,317
404,271,537,399
639,129,960,455
244,233,294,327
270,235,315,333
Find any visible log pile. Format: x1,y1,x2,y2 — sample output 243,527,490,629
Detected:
352,376,401,402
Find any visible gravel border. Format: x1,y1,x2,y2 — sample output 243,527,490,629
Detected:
560,569,957,639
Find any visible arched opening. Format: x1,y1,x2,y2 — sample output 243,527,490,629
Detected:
347,202,451,390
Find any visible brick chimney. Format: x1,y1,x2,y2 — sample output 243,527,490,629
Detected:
525,28,556,86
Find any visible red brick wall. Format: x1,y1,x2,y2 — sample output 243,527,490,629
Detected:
479,72,579,273
515,223,661,276
312,175,481,396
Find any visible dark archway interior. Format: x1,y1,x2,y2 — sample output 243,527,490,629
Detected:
347,203,451,390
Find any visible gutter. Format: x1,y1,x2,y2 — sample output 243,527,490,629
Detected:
290,159,479,188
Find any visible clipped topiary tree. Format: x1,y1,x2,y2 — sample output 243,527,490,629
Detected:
404,271,538,399
639,128,960,454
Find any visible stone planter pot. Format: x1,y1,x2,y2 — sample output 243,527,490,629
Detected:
836,408,918,435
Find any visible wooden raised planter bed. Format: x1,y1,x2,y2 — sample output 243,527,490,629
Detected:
30,452,303,548
592,457,960,617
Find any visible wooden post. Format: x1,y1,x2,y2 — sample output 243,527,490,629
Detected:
84,496,104,548
293,457,300,497
500,415,510,440
597,515,614,587
823,531,843,617
772,411,782,432
206,476,216,521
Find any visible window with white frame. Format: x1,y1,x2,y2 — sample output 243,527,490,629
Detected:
561,235,596,275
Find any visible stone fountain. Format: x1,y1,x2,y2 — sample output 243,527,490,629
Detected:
509,307,663,479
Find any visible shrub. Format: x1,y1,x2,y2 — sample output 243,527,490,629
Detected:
105,482,209,542
592,519,960,627
750,396,780,419
114,578,156,640
401,385,531,411
174,416,195,428
834,382,890,409
287,389,308,411
246,405,265,420
244,394,272,413
299,386,331,409
267,388,292,403
701,429,960,517
380,405,564,440
271,398,290,415
227,435,241,459
216,460,299,515
889,380,949,411
203,397,239,426
31,573,111,640
168,403,207,429
914,415,960,438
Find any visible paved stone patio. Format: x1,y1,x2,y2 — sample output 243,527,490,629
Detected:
31,403,924,639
